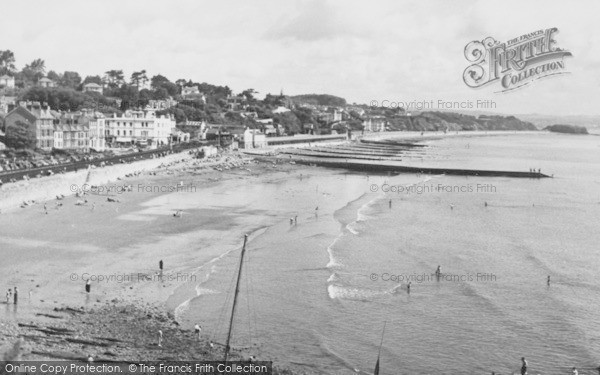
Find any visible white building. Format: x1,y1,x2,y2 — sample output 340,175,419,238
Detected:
145,98,178,111
243,128,267,149
0,75,15,89
363,116,387,132
105,110,175,147
181,86,200,97
38,77,56,88
88,115,106,151
83,83,103,94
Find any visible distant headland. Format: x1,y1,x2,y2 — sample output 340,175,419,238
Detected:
543,124,589,134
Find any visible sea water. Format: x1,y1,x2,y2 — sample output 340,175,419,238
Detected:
179,133,600,374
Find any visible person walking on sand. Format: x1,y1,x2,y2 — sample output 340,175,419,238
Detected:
13,287,18,304
5,289,10,304
571,367,578,375
85,279,91,293
407,282,411,294
294,215,298,225
158,330,163,347
547,275,551,286
435,266,441,277
520,357,527,375
159,260,163,271
389,199,392,209
194,324,201,340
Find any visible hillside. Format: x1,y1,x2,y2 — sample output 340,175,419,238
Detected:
385,111,537,132
290,94,347,107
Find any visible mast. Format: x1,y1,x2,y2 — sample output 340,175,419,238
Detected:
373,321,387,375
224,234,248,362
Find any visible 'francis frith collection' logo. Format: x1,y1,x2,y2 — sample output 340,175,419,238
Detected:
463,28,572,92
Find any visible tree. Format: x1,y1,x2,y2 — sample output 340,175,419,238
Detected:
104,70,125,88
117,84,140,110
47,70,61,82
130,70,148,87
0,50,16,75
240,88,257,102
151,74,170,89
6,120,37,149
82,75,103,85
60,71,82,89
151,74,179,97
26,59,46,75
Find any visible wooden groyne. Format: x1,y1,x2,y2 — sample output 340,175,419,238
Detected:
288,157,552,178
360,139,427,148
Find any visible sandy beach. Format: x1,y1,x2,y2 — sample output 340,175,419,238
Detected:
0,146,319,370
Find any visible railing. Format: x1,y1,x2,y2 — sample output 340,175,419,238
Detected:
0,143,200,183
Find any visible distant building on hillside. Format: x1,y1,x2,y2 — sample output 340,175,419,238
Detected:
38,77,56,88
272,106,290,114
0,75,15,89
4,101,55,150
83,82,103,94
0,96,16,113
226,95,246,111
181,86,200,97
145,98,178,111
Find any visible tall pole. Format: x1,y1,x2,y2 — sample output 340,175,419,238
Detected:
224,234,248,362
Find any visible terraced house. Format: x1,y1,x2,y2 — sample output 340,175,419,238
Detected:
4,101,55,150
52,112,90,151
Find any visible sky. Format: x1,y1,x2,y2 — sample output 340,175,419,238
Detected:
1,0,599,116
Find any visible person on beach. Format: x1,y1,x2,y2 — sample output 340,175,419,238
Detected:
13,287,18,304
289,218,293,225
158,330,163,347
389,199,392,209
159,260,164,271
194,324,201,340
520,357,527,375
5,289,10,304
484,202,488,207
85,279,91,293
547,275,551,286
435,266,441,277
294,215,298,225
571,367,577,375
407,282,411,294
